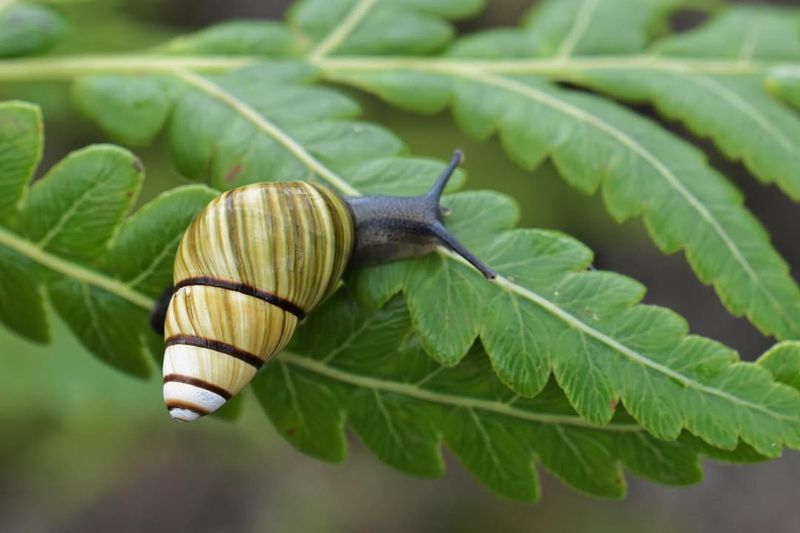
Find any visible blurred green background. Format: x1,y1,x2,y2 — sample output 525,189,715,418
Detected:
1,1,799,532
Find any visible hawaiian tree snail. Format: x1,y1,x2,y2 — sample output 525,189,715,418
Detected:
150,150,496,422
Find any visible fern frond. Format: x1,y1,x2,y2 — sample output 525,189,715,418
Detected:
1,0,800,501
122,65,800,456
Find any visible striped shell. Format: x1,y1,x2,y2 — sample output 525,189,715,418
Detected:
162,182,353,421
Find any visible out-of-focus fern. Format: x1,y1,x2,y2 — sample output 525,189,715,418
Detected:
0,1,67,58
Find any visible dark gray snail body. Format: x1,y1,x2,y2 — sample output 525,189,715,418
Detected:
153,150,495,421
346,151,495,278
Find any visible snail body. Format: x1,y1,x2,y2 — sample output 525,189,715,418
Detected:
155,151,495,421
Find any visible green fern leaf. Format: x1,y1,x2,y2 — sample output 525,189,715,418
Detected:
519,0,679,57
446,2,800,201
759,342,800,391
0,2,67,58
769,66,800,111
655,5,800,60
157,20,309,57
291,0,484,58
0,101,217,375
0,100,40,219
258,292,709,501
72,75,173,146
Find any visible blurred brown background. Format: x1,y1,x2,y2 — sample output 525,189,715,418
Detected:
1,1,799,532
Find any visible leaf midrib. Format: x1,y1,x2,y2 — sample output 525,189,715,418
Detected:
0,55,789,83
0,225,154,309
278,351,642,431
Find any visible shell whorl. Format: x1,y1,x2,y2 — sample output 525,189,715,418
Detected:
163,182,353,421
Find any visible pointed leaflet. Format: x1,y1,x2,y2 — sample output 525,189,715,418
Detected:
0,3,67,58
255,293,705,501
158,20,308,57
71,18,312,147
291,0,484,58
759,342,800,391
106,185,218,298
72,76,173,147
524,0,677,57
0,110,217,374
165,66,800,454
0,102,46,342
0,101,40,219
0,245,47,343
654,5,800,60
21,145,142,262
769,67,800,111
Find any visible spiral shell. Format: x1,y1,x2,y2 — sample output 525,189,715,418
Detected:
162,182,353,421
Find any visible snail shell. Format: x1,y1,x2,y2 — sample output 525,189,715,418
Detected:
162,182,352,421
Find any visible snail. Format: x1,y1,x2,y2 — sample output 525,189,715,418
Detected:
151,150,495,422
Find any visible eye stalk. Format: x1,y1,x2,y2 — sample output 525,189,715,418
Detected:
345,149,497,280
425,150,496,280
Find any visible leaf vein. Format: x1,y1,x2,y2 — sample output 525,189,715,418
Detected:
373,389,405,450
673,72,794,152
125,233,182,289
279,352,642,431
554,0,600,59
0,225,154,309
310,0,378,60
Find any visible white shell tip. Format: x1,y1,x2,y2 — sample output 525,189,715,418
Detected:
169,408,201,422
163,381,227,422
